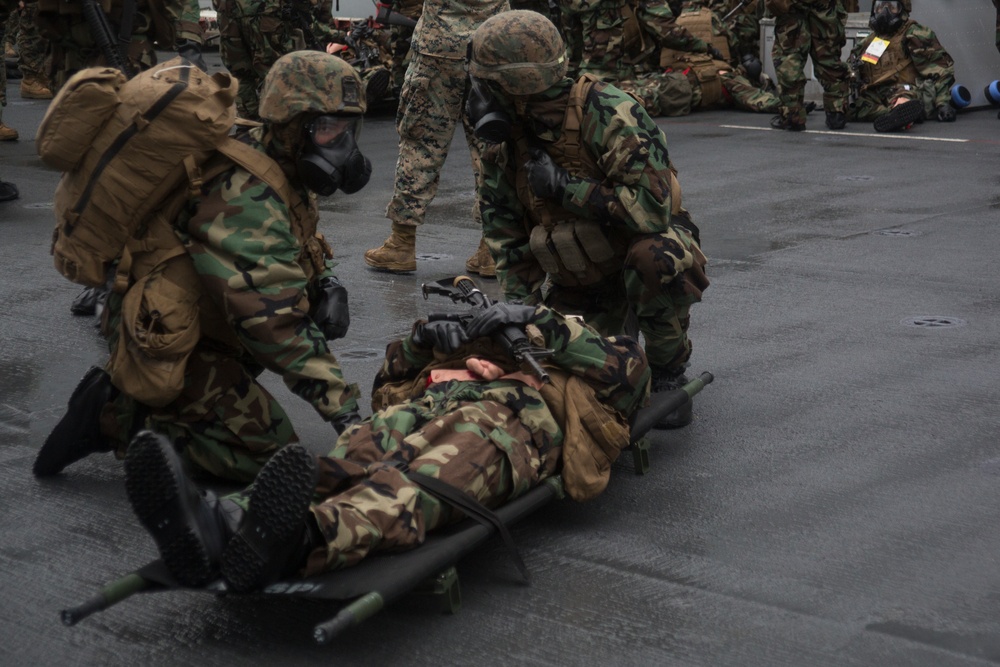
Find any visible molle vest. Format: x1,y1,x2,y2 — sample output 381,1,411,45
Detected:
514,75,625,288
859,21,919,90
659,9,729,107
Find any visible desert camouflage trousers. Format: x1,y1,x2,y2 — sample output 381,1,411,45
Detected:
12,3,48,81
772,1,849,123
386,52,483,228
544,224,708,371
101,293,293,482
300,385,560,575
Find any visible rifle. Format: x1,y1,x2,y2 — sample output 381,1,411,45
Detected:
81,0,132,77
421,275,554,384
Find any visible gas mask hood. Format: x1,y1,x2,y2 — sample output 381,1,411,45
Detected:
466,76,513,144
296,115,372,196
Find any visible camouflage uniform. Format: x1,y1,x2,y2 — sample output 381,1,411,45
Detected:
847,14,954,121
216,0,336,119
98,127,361,483
35,0,203,90
682,0,760,60
480,78,708,372
768,0,849,126
566,0,777,116
14,3,48,88
387,0,422,93
382,0,509,229
299,306,650,573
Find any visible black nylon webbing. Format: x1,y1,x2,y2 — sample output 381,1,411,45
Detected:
401,465,531,583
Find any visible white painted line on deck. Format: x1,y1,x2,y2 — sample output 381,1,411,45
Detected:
720,125,970,143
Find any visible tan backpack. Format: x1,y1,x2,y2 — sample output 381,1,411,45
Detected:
37,57,238,287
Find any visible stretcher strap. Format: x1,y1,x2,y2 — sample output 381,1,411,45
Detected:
399,465,531,583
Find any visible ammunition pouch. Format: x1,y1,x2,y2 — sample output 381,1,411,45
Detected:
661,51,725,108
528,221,622,288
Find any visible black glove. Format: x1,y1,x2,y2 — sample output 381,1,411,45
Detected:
524,149,570,200
935,104,956,122
176,39,208,72
708,46,726,62
331,408,362,436
412,319,469,353
309,275,350,341
464,303,537,340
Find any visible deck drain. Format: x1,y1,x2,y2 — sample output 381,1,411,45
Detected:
874,229,919,237
415,253,452,262
900,316,967,328
23,202,53,209
837,175,874,182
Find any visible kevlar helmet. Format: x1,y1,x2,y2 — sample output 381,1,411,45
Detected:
468,10,568,96
259,51,366,123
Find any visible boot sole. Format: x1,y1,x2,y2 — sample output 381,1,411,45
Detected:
124,431,215,587
221,445,317,593
363,256,416,273
873,100,923,132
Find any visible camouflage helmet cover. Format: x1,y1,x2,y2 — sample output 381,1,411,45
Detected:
469,10,568,96
259,51,366,123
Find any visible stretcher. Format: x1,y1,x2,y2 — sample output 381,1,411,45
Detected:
60,372,713,644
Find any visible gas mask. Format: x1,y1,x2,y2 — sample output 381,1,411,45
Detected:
466,76,513,144
869,0,904,36
297,115,372,196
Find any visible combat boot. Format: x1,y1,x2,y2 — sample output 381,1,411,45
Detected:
0,122,18,141
221,444,320,593
364,222,417,272
124,431,245,587
873,99,923,133
33,367,116,477
825,110,846,130
770,115,805,132
465,237,496,278
20,76,53,100
650,366,693,429
0,180,18,202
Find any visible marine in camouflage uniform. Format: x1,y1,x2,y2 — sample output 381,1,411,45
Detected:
34,0,204,91
14,2,53,98
34,52,370,483
565,0,777,116
847,0,956,130
216,0,337,120
119,301,651,589
766,0,849,130
363,0,509,276
469,11,709,425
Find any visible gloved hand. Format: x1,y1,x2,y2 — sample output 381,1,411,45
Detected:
412,319,469,353
708,46,726,62
935,104,956,122
524,149,570,200
465,303,537,340
309,275,350,341
176,39,208,72
331,408,362,436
